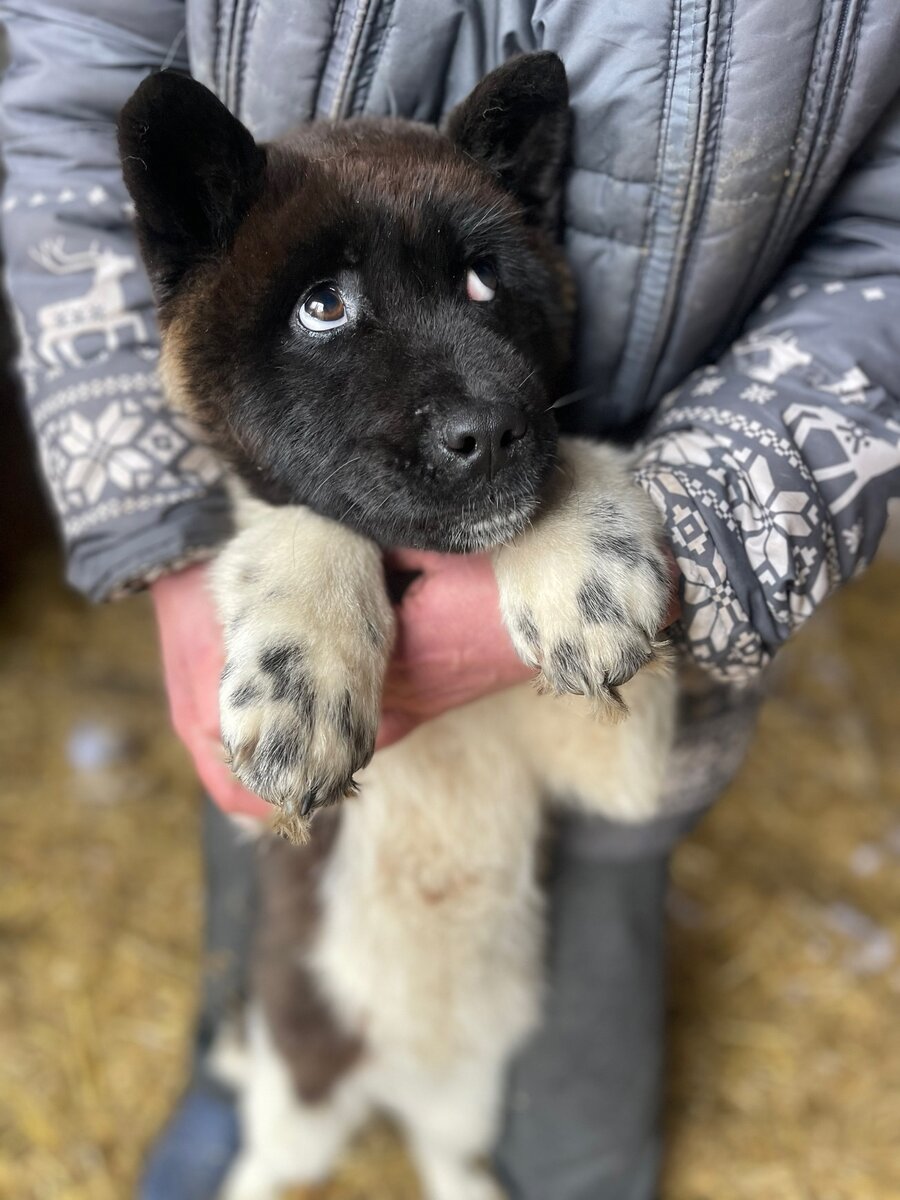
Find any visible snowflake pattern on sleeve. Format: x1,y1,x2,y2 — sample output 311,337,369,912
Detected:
9,214,227,593
636,283,900,682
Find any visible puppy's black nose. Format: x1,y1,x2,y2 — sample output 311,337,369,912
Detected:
440,406,528,477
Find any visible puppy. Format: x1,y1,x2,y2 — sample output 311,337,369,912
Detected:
120,54,676,1200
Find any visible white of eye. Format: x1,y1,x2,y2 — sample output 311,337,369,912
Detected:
466,261,498,303
298,284,349,332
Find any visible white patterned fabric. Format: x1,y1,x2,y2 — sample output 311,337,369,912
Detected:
637,248,900,679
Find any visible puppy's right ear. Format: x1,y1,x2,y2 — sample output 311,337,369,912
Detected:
118,71,266,298
444,53,570,233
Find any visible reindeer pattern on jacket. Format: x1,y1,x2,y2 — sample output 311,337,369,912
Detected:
28,237,146,374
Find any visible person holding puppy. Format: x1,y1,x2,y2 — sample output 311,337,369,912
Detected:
3,4,900,1200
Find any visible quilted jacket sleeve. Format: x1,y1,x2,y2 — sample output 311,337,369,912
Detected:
636,92,900,682
0,1,231,600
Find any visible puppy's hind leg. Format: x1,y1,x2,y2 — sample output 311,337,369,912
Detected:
413,1150,506,1200
387,1056,508,1200
218,1005,368,1200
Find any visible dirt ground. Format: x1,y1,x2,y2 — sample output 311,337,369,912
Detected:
1,549,898,1200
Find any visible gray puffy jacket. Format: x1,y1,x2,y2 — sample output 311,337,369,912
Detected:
3,0,900,686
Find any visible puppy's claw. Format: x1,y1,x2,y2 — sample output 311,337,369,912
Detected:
599,683,628,720
226,737,258,772
299,788,319,818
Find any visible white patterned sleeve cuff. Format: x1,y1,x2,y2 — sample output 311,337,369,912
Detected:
636,287,900,682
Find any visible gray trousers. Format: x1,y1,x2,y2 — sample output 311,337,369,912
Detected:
496,838,668,1200
199,798,669,1200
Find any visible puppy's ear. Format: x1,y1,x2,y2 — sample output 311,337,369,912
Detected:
118,70,266,297
444,52,570,232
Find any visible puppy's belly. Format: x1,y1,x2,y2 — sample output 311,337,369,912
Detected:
307,669,675,1071
310,698,545,1072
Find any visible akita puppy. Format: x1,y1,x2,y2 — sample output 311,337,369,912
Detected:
120,53,675,1200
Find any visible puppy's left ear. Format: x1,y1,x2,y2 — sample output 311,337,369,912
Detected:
444,52,570,232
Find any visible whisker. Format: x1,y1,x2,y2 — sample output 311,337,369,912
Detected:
307,454,363,507
547,386,594,412
461,197,509,239
518,366,538,391
335,485,379,526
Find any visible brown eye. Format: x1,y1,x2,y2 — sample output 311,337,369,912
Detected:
466,259,498,303
298,284,348,331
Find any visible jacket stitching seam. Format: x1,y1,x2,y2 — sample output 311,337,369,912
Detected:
232,0,257,117
226,0,247,110
611,0,683,393
662,1,733,328
830,0,869,152
785,0,865,236
716,0,837,340
213,0,228,98
691,2,734,222
235,0,262,116
774,3,837,228
764,9,833,237
352,0,396,115
320,0,349,117
653,0,717,362
330,0,374,119
621,0,709,404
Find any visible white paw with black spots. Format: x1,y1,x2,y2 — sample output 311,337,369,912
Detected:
212,501,393,839
492,437,671,715
224,647,349,790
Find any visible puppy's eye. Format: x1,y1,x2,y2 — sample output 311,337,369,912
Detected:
466,259,498,303
297,284,348,332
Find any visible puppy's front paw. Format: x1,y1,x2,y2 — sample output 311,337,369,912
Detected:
220,627,385,829
493,438,671,715
213,506,392,839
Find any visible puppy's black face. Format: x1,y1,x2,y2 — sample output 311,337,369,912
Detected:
120,55,573,551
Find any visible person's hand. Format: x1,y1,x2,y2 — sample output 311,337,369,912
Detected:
151,563,271,818
377,543,682,751
376,549,537,749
